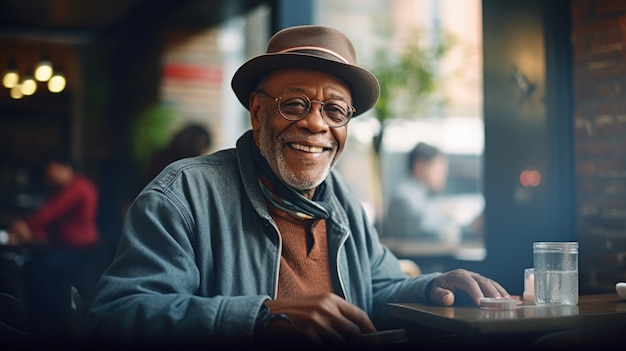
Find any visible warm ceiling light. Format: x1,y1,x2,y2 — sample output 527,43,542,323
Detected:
48,72,66,93
21,75,37,95
2,68,19,88
10,84,24,99
35,58,53,82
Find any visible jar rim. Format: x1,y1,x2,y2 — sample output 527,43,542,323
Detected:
533,241,578,252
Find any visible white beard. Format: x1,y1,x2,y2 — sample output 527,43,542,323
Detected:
257,115,339,191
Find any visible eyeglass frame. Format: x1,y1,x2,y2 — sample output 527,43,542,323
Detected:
255,90,355,128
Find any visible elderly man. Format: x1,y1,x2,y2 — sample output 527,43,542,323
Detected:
85,25,509,348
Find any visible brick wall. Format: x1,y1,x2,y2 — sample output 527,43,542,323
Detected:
160,28,224,153
571,0,626,293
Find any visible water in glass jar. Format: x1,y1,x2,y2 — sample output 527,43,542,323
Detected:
534,270,578,305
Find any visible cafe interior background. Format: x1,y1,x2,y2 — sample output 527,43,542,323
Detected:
0,0,625,309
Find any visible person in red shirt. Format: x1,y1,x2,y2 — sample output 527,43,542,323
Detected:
8,150,99,340
9,151,99,248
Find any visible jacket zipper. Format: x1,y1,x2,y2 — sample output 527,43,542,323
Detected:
335,229,350,303
268,218,282,299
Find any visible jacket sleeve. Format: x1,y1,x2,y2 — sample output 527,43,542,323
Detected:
84,189,268,346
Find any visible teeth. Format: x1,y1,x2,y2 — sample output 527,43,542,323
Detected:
291,143,324,153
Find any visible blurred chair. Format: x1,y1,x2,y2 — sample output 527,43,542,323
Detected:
70,285,85,343
399,259,421,276
0,291,30,340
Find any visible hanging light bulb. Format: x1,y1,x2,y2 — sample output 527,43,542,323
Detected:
10,83,24,99
2,70,19,88
48,72,66,93
35,56,53,82
21,75,37,95
3,62,19,88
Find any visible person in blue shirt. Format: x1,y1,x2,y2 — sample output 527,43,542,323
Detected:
384,142,459,242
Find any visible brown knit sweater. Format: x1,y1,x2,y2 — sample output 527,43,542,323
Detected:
268,205,333,298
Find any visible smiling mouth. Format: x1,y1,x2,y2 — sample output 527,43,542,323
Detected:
289,142,326,153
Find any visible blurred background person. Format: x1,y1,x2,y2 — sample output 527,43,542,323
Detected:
8,149,99,340
383,142,460,245
143,123,213,187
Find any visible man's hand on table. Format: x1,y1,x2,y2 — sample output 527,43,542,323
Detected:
429,269,511,307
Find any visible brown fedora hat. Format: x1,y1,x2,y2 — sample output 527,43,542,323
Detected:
231,25,380,117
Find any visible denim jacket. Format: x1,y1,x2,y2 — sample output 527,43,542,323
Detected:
85,130,441,345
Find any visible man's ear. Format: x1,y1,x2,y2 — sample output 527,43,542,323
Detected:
249,93,262,131
249,93,263,147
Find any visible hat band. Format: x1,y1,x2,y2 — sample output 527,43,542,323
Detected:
275,46,351,64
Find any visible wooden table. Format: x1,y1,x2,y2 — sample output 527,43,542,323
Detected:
387,293,626,336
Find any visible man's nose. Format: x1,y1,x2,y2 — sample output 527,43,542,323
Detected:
300,101,329,130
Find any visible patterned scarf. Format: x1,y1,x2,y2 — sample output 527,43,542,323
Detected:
252,144,330,220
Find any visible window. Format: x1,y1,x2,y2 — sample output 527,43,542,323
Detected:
317,0,485,264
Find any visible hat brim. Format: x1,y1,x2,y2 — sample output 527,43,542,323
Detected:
231,53,380,118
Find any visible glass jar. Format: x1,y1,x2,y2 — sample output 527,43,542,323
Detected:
533,242,578,305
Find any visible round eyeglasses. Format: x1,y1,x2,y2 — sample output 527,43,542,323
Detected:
256,90,355,128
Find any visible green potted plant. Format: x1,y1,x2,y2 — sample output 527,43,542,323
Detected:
367,25,458,154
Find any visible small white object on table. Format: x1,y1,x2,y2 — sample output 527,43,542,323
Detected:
617,282,626,300
523,268,535,304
